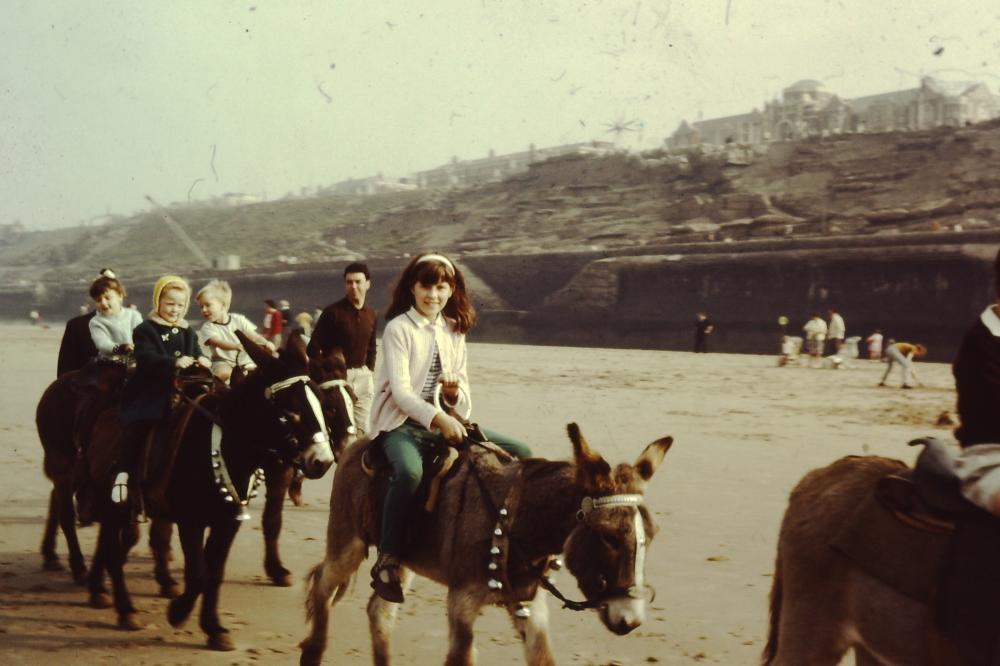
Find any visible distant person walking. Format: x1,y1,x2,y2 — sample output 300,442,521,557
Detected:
878,341,927,389
866,329,884,360
262,299,284,349
827,309,846,355
694,312,714,353
803,313,827,367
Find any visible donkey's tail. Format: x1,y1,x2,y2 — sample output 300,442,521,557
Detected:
304,562,323,621
304,560,354,622
761,552,783,665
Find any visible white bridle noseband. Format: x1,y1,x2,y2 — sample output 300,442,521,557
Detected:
265,375,331,445
577,494,648,590
317,378,357,435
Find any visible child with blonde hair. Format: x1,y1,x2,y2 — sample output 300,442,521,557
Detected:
196,279,274,382
114,276,210,507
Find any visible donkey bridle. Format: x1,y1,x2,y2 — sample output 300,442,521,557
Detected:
470,450,649,617
316,378,357,436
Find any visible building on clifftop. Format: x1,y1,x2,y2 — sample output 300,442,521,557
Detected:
667,77,1000,150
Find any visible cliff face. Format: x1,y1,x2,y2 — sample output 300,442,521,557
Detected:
8,119,1000,289
7,123,1000,359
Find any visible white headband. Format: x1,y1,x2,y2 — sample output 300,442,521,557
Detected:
416,254,455,275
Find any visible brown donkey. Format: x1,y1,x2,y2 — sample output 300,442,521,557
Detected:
763,455,948,666
300,423,673,666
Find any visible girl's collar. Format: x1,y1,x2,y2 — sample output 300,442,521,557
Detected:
148,312,189,329
405,306,445,329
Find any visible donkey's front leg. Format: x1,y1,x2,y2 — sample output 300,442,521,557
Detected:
445,584,488,666
263,462,294,585
511,588,555,666
368,568,416,666
100,516,142,630
199,519,240,651
149,518,179,598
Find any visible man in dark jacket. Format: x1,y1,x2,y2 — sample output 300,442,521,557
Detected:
308,262,377,435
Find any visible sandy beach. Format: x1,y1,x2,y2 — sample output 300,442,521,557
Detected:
0,322,958,665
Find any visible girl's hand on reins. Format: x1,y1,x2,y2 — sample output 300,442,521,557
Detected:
175,356,195,369
432,412,467,445
197,356,212,369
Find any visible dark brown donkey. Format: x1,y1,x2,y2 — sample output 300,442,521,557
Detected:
84,333,335,651
763,455,943,666
36,358,175,593
300,423,673,666
257,336,358,586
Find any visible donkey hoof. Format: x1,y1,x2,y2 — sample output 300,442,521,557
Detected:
42,557,64,572
118,612,144,631
89,591,113,609
160,583,180,599
267,565,293,587
167,598,193,627
299,643,323,666
72,566,89,586
207,631,235,651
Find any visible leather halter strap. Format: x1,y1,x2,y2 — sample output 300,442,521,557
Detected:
317,378,356,434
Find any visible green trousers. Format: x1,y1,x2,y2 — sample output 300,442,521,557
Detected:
378,420,531,556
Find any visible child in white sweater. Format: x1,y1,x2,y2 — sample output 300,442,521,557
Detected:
88,274,142,356
196,280,275,382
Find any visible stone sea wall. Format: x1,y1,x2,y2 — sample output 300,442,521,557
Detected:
10,232,1000,362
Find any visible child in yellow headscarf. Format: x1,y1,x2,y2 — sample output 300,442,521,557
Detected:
114,276,210,507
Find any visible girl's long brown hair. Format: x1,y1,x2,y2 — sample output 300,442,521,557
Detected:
385,253,476,333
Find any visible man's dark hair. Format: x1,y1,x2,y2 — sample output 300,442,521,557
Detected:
343,262,371,280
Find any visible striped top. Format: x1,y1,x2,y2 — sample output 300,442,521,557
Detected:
420,343,442,402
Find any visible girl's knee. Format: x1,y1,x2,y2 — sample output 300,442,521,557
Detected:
390,466,422,492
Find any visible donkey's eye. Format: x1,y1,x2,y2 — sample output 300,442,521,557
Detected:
599,532,620,550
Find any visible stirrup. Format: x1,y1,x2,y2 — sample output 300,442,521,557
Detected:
111,472,129,504
370,554,404,603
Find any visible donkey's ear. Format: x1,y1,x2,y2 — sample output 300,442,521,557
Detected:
567,423,612,492
236,330,276,370
284,330,309,373
634,436,673,481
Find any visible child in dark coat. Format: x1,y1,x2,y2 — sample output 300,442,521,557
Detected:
113,275,209,505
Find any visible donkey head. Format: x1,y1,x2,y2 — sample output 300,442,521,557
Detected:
307,345,359,460
235,330,335,479
562,423,672,636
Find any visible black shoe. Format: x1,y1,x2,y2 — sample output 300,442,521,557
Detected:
902,384,914,390
370,553,404,603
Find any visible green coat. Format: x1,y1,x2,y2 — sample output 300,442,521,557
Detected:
120,319,203,425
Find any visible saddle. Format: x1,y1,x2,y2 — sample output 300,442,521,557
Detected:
833,438,1000,666
361,430,464,513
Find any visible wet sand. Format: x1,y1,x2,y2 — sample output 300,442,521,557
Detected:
0,323,957,664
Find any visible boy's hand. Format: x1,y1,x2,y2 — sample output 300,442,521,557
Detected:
262,340,276,353
175,356,195,369
198,356,211,369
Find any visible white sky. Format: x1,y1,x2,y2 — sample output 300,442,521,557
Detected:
3,0,1000,229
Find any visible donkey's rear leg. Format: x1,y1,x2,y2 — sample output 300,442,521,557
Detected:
444,584,488,666
368,568,417,666
510,588,555,666
299,536,367,666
